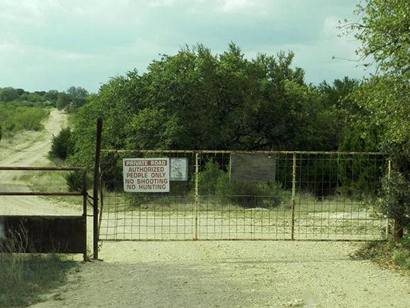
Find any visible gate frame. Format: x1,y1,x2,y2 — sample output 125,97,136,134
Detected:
97,148,391,242
0,166,88,261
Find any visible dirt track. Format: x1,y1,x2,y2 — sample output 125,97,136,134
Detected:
34,241,410,308
0,109,67,168
0,109,79,216
2,110,410,307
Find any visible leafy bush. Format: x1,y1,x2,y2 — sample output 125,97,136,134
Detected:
50,128,75,160
0,103,49,136
378,171,410,236
352,237,410,272
64,171,90,192
198,161,226,195
215,174,290,208
199,161,290,208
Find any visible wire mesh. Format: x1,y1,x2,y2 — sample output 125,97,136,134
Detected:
99,150,388,241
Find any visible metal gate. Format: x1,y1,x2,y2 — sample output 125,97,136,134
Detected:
98,150,390,242
0,166,88,260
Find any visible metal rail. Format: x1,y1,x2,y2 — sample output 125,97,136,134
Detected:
0,166,83,171
0,192,83,196
101,149,386,156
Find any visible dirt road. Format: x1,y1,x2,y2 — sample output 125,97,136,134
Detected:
33,241,410,308
0,109,67,168
0,109,78,215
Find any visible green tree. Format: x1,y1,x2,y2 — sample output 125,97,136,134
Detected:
349,0,410,235
0,87,19,102
56,93,71,110
70,44,338,169
66,86,89,109
46,90,60,102
50,128,75,160
353,0,410,78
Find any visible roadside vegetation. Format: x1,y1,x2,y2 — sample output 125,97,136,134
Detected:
0,86,89,111
0,85,89,140
353,235,410,273
0,232,77,307
0,102,50,139
0,253,77,307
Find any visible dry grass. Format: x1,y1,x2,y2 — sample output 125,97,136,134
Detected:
0,231,78,307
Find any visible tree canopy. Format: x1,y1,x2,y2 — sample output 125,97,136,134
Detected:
347,0,410,157
353,0,410,78
70,44,356,166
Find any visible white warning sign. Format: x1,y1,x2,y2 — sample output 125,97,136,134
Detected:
123,158,170,193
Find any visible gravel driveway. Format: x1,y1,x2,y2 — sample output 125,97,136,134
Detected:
33,241,410,308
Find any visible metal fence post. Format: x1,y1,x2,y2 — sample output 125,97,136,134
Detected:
387,158,403,241
386,159,392,239
291,153,297,240
82,170,88,262
93,117,103,260
98,173,104,235
194,152,199,240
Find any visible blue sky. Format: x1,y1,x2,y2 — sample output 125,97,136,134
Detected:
0,0,369,92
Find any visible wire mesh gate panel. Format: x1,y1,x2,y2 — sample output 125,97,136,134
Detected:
99,150,389,241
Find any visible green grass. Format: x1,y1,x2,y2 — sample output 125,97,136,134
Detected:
102,190,376,213
0,253,78,307
0,102,50,137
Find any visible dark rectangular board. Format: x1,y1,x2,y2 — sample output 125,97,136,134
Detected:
0,216,86,254
230,153,276,183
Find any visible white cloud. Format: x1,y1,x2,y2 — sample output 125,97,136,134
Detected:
0,0,368,91
218,0,255,12
148,0,178,7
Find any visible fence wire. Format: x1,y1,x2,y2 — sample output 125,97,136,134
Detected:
99,150,389,241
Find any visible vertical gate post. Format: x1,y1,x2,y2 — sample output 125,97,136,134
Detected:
386,159,392,239
98,173,104,235
82,170,88,262
93,117,103,260
291,153,297,240
194,152,199,240
386,158,403,242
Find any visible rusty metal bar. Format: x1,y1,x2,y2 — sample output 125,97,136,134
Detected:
0,192,83,196
100,238,386,242
0,215,83,219
93,117,103,260
101,149,385,156
290,153,296,241
194,152,199,240
98,173,104,235
0,166,83,171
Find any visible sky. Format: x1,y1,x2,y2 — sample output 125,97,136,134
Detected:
0,0,369,93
